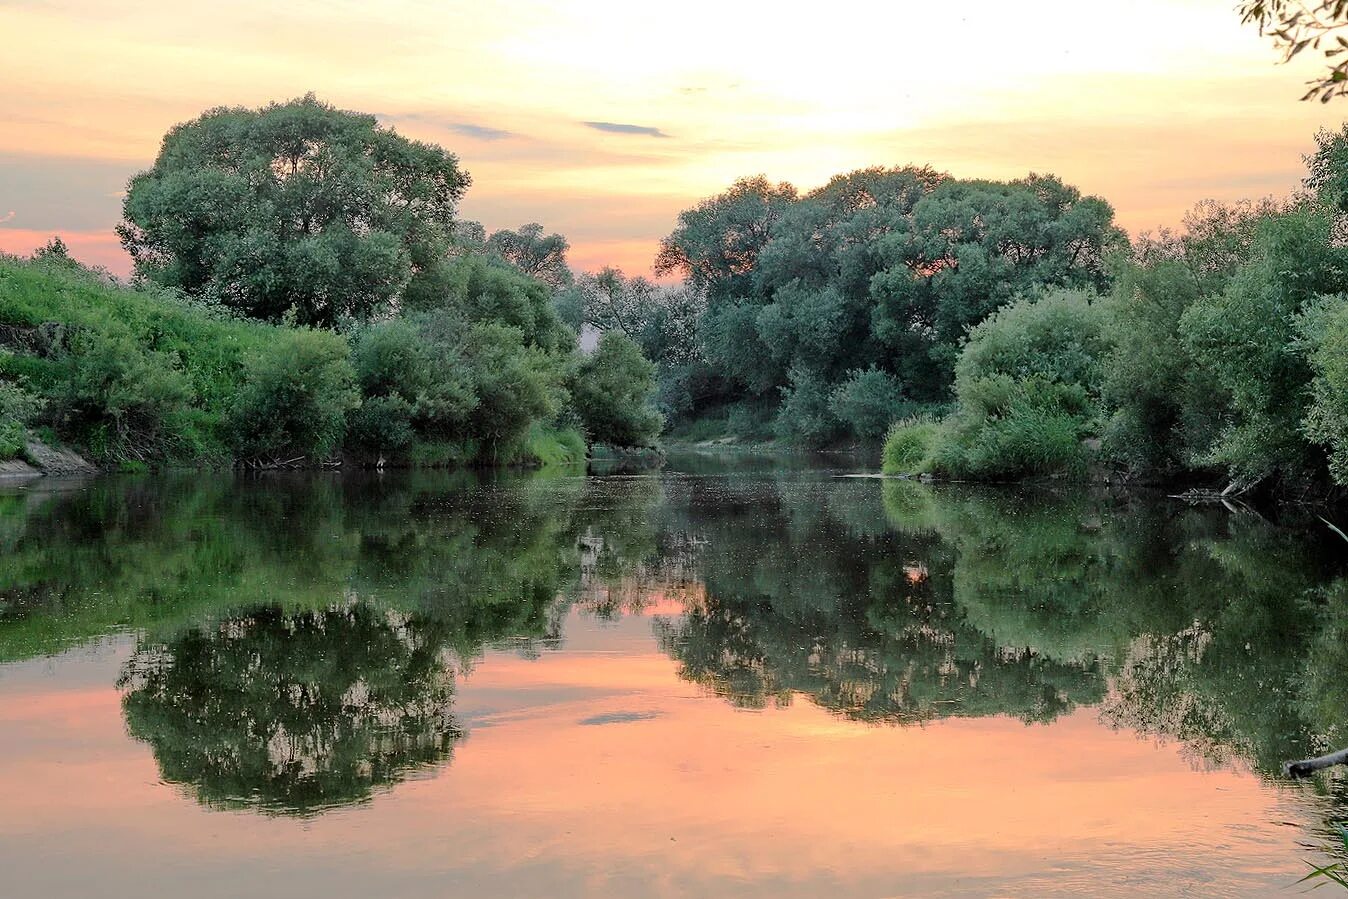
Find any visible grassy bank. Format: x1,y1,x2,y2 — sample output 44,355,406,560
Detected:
0,257,595,471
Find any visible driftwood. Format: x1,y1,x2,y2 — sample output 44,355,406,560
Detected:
1285,747,1348,777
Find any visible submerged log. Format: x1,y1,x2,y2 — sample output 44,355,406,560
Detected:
1285,747,1348,777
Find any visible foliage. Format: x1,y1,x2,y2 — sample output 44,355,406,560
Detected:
655,166,1124,442
1178,205,1348,486
571,332,662,448
1,260,270,462
830,367,908,441
881,418,938,475
0,380,39,460
774,366,843,447
119,94,470,327
524,423,587,467
1099,256,1213,478
46,331,194,462
351,311,566,462
410,252,573,352
485,222,572,289
928,290,1110,480
654,175,798,300
1240,0,1348,101
230,328,358,461
1300,295,1348,483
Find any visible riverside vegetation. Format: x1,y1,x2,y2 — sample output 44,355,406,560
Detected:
0,96,663,471
4,94,1348,502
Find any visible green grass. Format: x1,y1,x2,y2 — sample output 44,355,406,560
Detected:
881,418,938,475
523,424,586,467
0,256,281,462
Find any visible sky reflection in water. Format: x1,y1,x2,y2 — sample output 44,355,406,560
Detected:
1,460,1346,897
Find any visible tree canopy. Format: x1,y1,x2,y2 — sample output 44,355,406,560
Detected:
118,94,471,327
653,165,1124,445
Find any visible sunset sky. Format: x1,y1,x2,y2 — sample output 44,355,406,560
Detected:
2,0,1346,277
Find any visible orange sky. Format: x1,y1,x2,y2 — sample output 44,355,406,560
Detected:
1,0,1345,277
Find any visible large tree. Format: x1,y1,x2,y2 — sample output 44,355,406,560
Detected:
119,94,470,327
655,167,1123,441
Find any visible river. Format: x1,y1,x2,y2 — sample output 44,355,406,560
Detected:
2,456,1346,897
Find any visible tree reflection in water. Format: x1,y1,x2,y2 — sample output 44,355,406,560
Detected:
119,603,461,816
2,466,1348,822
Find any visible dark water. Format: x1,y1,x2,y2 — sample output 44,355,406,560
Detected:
2,457,1347,897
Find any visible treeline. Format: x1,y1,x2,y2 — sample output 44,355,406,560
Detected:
0,95,663,469
629,131,1348,497
612,167,1124,443
882,131,1348,496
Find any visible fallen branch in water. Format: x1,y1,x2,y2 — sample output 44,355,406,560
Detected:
1285,747,1348,777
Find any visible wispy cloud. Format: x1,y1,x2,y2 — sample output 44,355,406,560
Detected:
445,122,514,141
583,121,670,138
0,211,15,225
380,113,515,141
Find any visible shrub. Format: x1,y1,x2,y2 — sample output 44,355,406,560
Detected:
572,332,662,448
349,311,566,461
773,366,841,447
881,418,937,474
928,290,1110,480
831,367,907,441
464,322,564,458
46,333,193,462
231,329,358,461
523,424,587,466
931,377,1094,479
0,381,39,460
1099,258,1210,478
345,394,415,454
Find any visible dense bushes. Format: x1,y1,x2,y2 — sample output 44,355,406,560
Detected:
881,418,937,475
889,290,1109,479
229,329,358,461
881,124,1348,495
0,253,630,468
0,255,277,463
571,332,662,448
1301,296,1348,483
0,381,38,460
348,299,570,463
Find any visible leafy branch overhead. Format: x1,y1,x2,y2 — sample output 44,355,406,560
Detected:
1242,0,1348,101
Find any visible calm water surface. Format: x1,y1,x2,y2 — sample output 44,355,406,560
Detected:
2,457,1347,897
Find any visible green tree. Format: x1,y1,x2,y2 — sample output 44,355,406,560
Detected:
927,289,1112,479
1300,295,1348,484
1179,205,1348,486
486,222,572,289
654,167,1122,441
571,332,662,447
830,367,908,441
119,94,470,327
654,175,798,301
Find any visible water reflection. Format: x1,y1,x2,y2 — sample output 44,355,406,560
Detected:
119,603,461,816
1,467,1346,826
